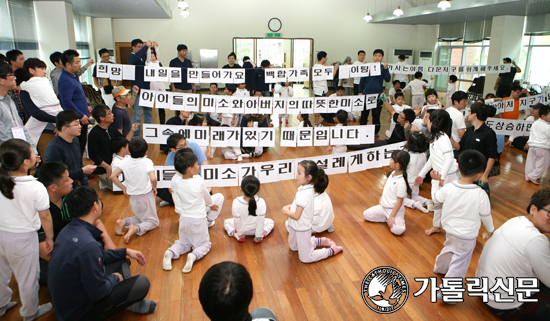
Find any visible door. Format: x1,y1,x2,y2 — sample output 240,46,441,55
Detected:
115,42,133,88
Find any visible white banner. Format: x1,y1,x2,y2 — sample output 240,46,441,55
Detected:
485,118,534,136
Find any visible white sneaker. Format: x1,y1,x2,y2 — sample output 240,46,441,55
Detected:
159,200,170,208
208,220,215,228
182,253,196,273
427,200,435,212
415,201,429,213
237,155,243,162
162,251,173,271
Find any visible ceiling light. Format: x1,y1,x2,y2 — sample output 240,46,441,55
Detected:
393,6,404,17
177,1,189,9
180,10,190,17
363,13,373,22
437,0,451,9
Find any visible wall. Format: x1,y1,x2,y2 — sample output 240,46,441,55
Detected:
110,0,438,69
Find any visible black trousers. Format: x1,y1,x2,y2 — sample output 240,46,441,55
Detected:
496,84,512,98
360,99,383,134
158,108,166,124
353,84,359,95
157,188,173,204
81,259,150,321
487,282,550,321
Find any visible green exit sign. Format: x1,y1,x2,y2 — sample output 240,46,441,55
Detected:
266,33,281,38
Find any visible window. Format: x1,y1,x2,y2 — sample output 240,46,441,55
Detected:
520,35,550,87
73,12,92,85
0,0,39,58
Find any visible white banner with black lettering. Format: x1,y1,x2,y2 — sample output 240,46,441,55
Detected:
485,118,534,136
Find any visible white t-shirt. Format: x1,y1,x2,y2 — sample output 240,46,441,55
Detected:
114,156,154,195
288,184,315,231
313,63,328,96
277,86,294,98
234,88,250,97
446,106,466,142
476,216,550,310
393,61,409,83
403,79,429,96
432,181,493,239
353,60,366,85
527,119,550,150
232,195,267,238
406,151,427,182
388,88,397,102
380,172,407,209
418,134,459,181
171,174,214,218
0,176,49,233
312,192,334,232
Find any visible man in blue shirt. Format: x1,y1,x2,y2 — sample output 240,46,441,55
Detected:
359,49,391,137
128,39,152,138
158,133,208,207
169,44,196,94
58,49,92,154
48,186,156,320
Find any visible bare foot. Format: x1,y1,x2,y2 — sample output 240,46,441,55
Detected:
115,219,126,235
425,227,441,236
125,225,139,243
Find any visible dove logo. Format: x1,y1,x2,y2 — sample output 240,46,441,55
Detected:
361,266,409,314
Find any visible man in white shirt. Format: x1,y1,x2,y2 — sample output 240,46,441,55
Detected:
391,55,410,89
313,51,339,127
446,91,468,144
353,50,366,95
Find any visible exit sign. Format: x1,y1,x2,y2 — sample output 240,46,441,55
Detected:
266,33,281,38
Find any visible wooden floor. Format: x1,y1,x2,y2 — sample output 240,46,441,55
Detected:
4,94,548,321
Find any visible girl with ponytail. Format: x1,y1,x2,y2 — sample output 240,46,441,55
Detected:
364,150,411,235
224,176,274,243
0,139,54,319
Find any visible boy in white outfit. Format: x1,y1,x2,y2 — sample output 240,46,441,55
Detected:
430,150,494,303
111,138,159,243
163,151,224,273
403,71,432,108
525,104,550,185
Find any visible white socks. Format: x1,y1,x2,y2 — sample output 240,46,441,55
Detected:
182,253,196,273
23,303,52,321
162,251,173,271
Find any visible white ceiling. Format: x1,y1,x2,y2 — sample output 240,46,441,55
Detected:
33,0,172,19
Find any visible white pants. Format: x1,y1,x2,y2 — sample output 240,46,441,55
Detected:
0,231,39,318
332,145,347,154
412,95,424,108
167,216,211,260
222,147,241,160
223,218,275,237
285,222,332,263
126,191,159,236
363,204,406,235
206,193,225,224
403,184,428,209
525,146,550,181
221,116,233,126
434,233,476,278
278,114,289,121
433,172,459,228
24,117,48,147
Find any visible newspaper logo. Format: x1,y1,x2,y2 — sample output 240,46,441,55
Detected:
362,266,409,314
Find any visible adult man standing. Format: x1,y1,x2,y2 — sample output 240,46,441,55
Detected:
48,186,156,320
128,39,152,138
58,49,93,154
93,48,118,89
352,50,366,95
392,54,410,89
169,44,196,94
222,52,242,69
5,49,25,123
50,51,93,97
44,110,96,187
494,57,521,98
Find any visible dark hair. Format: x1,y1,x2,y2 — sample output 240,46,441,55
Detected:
358,50,366,55
477,98,485,103
402,109,416,124
252,89,263,96
405,131,429,153
451,91,468,105
14,69,26,86
538,104,550,117
314,169,329,194
373,49,384,56
398,54,406,60
449,75,458,83
485,93,496,99
511,84,523,93
177,44,188,51
429,109,452,141
22,58,47,82
333,86,343,92
470,102,497,121
391,150,412,197
49,51,62,65
0,62,12,79
414,71,423,79
225,84,236,94
227,52,236,59
174,149,197,175
458,150,486,177
6,50,22,65
336,109,348,126
131,39,143,47
0,139,32,199
199,261,253,321
0,54,5,63
61,49,79,67
167,133,185,150
128,137,148,158
56,110,80,131
246,115,259,124
189,114,206,126
298,160,326,187
300,114,312,127
92,104,110,123
260,60,270,68
36,162,68,189
111,137,129,154
526,188,550,215
392,80,401,86
317,51,327,61
103,85,113,94
65,186,99,218
241,176,260,217
394,92,404,99
425,89,438,100
503,57,512,63
98,48,109,57
243,56,250,61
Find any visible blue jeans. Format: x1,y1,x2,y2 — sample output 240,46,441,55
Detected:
132,93,153,138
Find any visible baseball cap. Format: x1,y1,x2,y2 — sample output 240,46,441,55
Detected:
112,86,129,98
532,103,545,110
